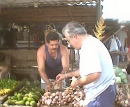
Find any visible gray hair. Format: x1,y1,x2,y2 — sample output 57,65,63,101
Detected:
62,21,87,37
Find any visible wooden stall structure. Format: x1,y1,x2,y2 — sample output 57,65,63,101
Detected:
0,49,39,81
0,0,104,76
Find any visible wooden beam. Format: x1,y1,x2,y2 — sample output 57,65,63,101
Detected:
0,6,97,29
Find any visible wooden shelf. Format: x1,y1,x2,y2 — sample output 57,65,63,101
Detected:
17,41,44,43
110,51,127,55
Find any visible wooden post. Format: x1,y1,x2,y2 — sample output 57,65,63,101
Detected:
96,0,102,22
0,6,1,14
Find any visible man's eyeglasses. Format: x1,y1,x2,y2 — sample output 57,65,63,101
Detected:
62,38,70,43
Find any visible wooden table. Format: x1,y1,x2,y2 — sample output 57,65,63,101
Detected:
0,95,7,105
110,51,127,55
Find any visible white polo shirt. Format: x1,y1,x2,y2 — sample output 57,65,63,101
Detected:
79,35,115,105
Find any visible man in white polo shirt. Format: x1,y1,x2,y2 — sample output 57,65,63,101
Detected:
56,21,116,107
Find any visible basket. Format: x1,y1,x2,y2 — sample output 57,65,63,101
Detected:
44,23,56,43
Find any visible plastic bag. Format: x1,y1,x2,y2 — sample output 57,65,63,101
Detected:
109,36,118,51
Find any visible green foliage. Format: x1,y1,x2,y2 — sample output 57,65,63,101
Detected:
113,66,127,84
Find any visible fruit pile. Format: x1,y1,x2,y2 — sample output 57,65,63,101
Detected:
0,78,18,96
5,80,44,106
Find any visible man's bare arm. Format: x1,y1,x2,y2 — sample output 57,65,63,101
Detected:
37,46,50,84
71,72,101,88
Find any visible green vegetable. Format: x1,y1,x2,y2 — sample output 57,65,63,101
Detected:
25,81,31,86
118,72,127,83
35,91,41,97
28,97,35,102
25,101,30,106
30,100,36,106
0,78,18,89
113,66,127,83
30,95,39,101
115,77,122,84
23,96,28,101
7,99,17,105
113,66,122,76
15,100,25,105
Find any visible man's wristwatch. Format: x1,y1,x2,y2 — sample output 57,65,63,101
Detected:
65,72,68,78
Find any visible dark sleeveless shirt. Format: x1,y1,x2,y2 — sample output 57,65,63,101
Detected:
45,44,63,79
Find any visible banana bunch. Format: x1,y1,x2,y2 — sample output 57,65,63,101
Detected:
0,88,11,96
93,16,106,40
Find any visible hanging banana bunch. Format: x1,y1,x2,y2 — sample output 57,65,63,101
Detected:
93,16,106,40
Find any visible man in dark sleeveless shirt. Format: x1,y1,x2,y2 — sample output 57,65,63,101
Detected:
37,31,69,92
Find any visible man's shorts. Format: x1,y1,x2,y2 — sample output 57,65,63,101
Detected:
87,84,116,107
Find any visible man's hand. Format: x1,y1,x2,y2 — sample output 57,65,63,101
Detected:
45,82,54,92
56,73,66,82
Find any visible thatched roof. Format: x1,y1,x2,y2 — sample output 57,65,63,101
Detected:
0,0,104,8
0,0,105,34
0,0,104,26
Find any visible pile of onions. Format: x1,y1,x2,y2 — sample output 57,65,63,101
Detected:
37,87,85,107
114,84,130,107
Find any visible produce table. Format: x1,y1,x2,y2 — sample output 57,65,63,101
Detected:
0,95,7,104
1,79,129,107
0,95,7,107
1,80,44,107
2,104,73,107
3,104,32,107
0,80,26,105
